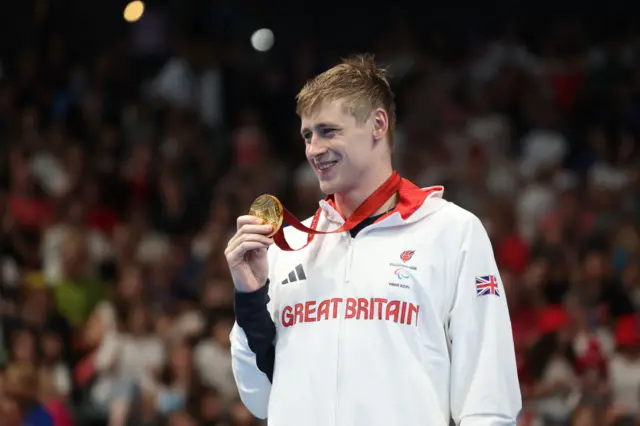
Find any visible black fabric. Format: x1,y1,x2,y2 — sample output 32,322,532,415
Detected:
349,211,387,237
234,281,277,382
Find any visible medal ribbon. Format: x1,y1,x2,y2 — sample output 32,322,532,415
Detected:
273,171,402,251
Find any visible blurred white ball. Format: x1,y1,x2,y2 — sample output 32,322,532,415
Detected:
251,28,274,52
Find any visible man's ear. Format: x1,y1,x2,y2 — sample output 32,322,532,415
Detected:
372,108,389,141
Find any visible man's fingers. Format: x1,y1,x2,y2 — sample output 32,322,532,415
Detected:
225,233,273,258
239,224,274,236
226,215,276,267
227,223,273,249
237,215,264,229
225,240,273,267
231,233,274,250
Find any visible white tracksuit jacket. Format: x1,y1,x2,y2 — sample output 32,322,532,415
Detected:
230,179,522,426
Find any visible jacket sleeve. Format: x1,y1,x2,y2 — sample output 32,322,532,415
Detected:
448,215,522,426
229,249,278,420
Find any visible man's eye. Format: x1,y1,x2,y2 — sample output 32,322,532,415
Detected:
302,132,311,141
323,129,337,138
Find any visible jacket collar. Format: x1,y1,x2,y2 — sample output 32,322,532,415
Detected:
318,177,446,227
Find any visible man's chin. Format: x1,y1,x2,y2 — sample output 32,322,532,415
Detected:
318,179,339,196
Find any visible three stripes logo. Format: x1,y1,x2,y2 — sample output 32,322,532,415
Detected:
282,264,307,284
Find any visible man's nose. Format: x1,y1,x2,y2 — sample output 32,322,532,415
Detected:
306,137,327,158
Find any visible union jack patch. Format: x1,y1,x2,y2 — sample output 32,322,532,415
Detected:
475,275,500,297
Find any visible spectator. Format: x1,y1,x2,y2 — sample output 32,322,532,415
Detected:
41,194,111,284
608,314,640,423
39,330,71,399
39,367,75,426
196,387,224,425
194,314,237,404
0,395,24,426
4,362,54,426
51,229,107,328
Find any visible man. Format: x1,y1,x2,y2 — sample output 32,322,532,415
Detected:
225,54,522,426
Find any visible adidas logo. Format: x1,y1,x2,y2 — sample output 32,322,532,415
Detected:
282,264,306,284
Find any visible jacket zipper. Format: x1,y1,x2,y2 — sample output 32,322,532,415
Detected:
334,237,354,426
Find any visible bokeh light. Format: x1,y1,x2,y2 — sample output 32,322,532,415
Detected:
123,0,145,23
250,28,274,52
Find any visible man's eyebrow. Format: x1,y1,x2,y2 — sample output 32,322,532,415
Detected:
301,122,339,134
315,122,339,129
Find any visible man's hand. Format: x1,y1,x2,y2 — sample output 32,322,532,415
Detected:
225,215,274,293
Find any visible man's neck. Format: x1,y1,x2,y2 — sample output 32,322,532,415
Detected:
335,166,395,218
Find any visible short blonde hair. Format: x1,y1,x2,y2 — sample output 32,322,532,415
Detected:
296,54,397,149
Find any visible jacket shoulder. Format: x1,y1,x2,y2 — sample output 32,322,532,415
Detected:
430,201,482,229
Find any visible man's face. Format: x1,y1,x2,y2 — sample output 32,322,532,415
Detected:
301,100,375,195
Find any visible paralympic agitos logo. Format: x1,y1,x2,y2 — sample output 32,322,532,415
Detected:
394,268,409,280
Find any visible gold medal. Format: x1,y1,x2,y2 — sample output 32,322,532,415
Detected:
249,194,284,237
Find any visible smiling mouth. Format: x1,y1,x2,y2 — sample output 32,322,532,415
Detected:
315,160,338,173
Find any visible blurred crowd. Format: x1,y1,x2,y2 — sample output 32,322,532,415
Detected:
0,4,639,426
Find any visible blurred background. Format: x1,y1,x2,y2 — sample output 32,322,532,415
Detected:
0,0,639,425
